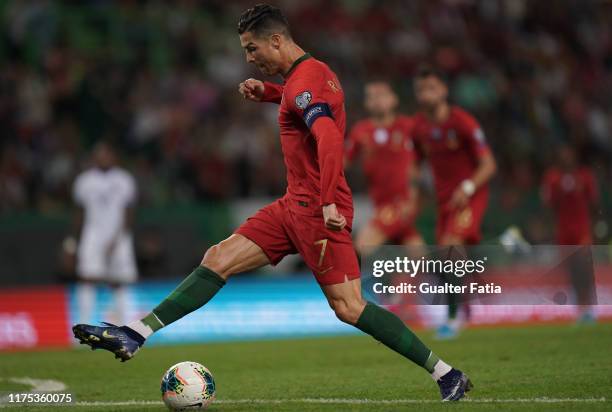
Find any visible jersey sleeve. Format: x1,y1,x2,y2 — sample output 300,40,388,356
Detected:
541,169,557,207
458,110,490,159
410,120,426,164
345,123,363,162
401,116,417,158
261,82,284,104
285,69,335,129
583,169,599,204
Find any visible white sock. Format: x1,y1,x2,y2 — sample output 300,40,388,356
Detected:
431,360,453,381
449,318,462,330
126,319,154,339
77,283,96,324
113,285,131,325
579,306,596,318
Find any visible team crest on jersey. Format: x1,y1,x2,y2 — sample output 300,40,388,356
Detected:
561,174,576,192
295,91,312,109
374,128,389,144
474,128,486,145
432,128,441,140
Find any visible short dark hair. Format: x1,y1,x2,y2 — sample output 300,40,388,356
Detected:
237,4,291,38
365,78,393,88
364,79,397,97
415,64,447,84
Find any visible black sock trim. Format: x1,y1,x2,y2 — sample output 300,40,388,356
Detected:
355,301,375,330
196,265,226,287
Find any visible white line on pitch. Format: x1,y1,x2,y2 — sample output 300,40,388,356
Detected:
0,397,607,408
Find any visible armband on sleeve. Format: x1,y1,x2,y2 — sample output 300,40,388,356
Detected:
303,103,333,129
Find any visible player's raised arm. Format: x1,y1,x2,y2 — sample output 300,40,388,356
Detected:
238,78,264,102
238,78,284,103
344,123,362,168
260,81,284,103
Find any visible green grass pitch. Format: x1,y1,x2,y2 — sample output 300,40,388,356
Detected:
1,323,611,411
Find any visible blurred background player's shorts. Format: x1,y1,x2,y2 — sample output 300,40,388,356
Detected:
372,196,420,243
77,234,138,283
436,191,488,244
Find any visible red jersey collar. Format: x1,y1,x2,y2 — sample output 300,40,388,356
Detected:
284,53,312,79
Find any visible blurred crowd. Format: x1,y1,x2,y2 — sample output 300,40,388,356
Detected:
1,0,611,216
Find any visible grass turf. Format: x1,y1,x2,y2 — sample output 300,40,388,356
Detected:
0,323,611,411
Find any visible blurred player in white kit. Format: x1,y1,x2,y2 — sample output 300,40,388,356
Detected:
69,141,138,325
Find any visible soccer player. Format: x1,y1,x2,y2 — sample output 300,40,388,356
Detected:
541,144,599,323
346,80,423,254
69,141,138,326
73,5,472,401
411,66,497,339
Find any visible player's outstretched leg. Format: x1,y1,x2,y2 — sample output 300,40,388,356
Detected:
73,321,146,361
73,234,269,361
322,278,472,401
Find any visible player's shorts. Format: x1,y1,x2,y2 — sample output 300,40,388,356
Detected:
77,233,138,283
235,198,361,285
436,190,488,245
372,197,420,243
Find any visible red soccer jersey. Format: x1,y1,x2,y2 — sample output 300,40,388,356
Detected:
260,54,353,219
542,167,598,244
412,106,491,205
346,115,416,206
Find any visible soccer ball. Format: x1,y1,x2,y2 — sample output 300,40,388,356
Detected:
160,361,216,411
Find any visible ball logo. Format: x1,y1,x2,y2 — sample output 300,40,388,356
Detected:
295,91,312,109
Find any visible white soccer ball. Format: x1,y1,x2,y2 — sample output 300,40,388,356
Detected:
160,361,216,411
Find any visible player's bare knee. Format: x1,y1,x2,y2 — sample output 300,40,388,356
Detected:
330,298,365,325
354,240,367,256
440,234,462,246
201,244,231,280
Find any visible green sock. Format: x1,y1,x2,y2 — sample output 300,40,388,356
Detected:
443,267,460,320
448,300,458,320
141,266,225,331
355,302,439,372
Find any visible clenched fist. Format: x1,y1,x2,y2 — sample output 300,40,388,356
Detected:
238,78,265,102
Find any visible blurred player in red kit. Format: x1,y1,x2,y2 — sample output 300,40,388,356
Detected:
541,144,600,323
74,5,472,401
346,80,423,254
412,66,497,339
